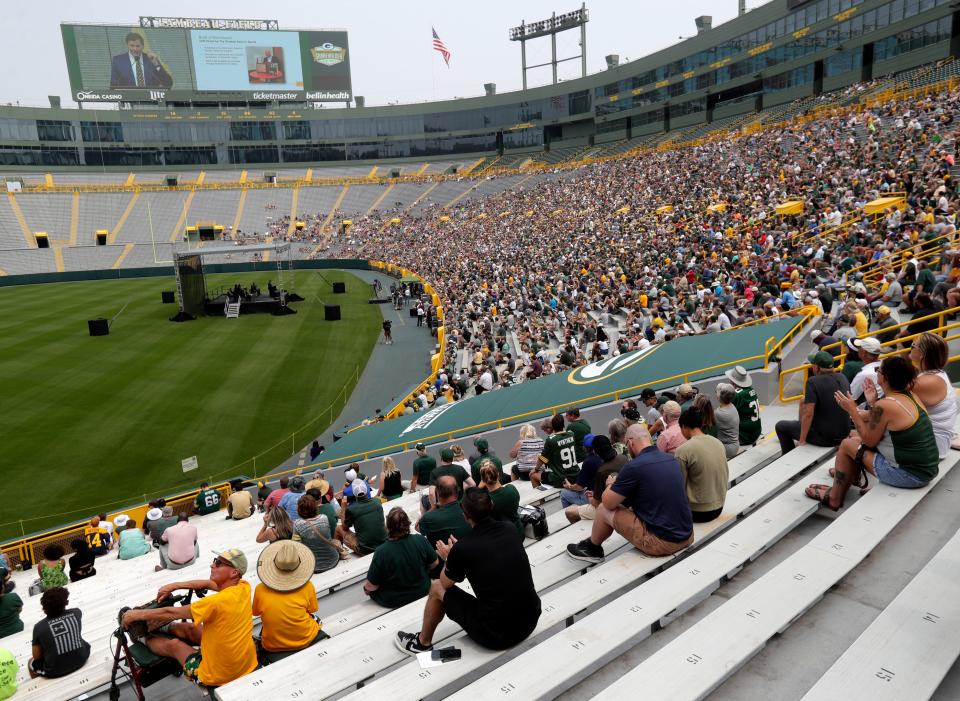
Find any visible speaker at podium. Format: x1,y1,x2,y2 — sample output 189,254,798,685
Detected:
324,304,341,321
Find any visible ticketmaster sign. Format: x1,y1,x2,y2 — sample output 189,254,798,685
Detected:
312,316,805,467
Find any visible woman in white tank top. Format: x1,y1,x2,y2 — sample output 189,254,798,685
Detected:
910,333,957,459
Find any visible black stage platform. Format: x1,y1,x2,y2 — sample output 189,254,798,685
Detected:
204,293,299,316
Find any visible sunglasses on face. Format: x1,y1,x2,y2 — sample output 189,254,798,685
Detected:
212,557,228,568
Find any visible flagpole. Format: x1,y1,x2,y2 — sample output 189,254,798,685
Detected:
431,28,437,100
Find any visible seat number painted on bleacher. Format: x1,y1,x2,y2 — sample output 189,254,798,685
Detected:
500,682,517,693
686,653,703,664
875,667,895,682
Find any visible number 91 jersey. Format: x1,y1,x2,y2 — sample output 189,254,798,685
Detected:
540,430,580,487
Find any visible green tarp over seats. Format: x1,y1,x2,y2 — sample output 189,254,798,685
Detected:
313,315,806,466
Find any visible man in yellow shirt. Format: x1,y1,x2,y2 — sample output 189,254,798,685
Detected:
253,540,327,663
121,548,257,687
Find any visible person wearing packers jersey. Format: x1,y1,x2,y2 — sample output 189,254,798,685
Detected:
725,366,762,446
531,413,579,488
121,548,258,688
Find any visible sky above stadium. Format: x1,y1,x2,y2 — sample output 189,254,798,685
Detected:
1,0,743,108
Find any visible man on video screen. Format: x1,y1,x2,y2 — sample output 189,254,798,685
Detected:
110,31,173,88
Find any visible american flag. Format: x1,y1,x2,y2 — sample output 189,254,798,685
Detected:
432,27,451,67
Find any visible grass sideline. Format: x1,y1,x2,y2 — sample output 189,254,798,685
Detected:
0,270,381,541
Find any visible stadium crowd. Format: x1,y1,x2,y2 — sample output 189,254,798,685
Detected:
3,77,960,696
335,84,960,398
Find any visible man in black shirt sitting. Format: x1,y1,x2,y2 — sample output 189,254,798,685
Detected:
396,488,541,654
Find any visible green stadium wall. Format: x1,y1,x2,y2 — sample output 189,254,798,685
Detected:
0,258,370,287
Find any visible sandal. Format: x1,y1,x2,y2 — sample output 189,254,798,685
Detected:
805,483,840,511
828,467,869,489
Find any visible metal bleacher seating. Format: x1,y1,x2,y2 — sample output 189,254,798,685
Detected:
330,444,835,701
338,184,382,216
801,526,960,701
294,186,345,223
597,422,960,701
235,189,287,236
12,474,560,699
214,436,799,701
76,192,132,244
15,193,72,243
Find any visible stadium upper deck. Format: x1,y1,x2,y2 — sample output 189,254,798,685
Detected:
1,0,958,170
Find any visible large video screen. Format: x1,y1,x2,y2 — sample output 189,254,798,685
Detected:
61,23,352,103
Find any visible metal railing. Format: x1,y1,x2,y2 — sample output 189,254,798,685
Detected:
266,307,817,481
778,305,960,402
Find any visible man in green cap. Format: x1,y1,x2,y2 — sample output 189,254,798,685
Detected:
775,351,851,454
421,448,475,513
121,548,258,688
468,438,506,484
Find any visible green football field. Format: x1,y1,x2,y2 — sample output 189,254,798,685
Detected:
0,270,381,541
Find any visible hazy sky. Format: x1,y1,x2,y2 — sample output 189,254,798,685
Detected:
0,0,747,108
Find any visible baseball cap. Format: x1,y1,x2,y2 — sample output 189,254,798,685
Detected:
622,407,642,422
854,337,883,354
807,351,835,368
415,443,426,451
640,388,657,400
474,437,489,451
876,305,891,316
440,448,455,462
344,468,358,482
351,479,368,497
583,433,596,449
212,548,248,575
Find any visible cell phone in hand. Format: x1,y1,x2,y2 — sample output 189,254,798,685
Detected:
431,647,461,661
536,484,550,491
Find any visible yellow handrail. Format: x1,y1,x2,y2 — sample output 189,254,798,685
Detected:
779,307,960,402
264,311,817,480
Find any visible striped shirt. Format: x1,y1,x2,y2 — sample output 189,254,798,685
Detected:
515,437,545,473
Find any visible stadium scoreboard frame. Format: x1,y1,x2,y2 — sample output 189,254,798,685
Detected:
61,18,352,104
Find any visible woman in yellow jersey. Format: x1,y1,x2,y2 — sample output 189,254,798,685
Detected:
253,540,328,663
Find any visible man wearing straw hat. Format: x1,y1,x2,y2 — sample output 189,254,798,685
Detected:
253,540,328,663
725,366,762,446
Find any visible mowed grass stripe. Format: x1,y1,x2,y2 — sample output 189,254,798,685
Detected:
0,271,381,539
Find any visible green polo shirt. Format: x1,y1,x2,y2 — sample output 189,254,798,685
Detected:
412,455,437,487
419,501,471,551
470,453,505,484
429,463,470,494
344,496,386,554
366,535,437,608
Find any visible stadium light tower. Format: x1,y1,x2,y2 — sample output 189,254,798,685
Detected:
509,4,588,90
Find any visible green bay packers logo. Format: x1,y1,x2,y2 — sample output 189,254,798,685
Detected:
311,43,347,66
567,345,660,385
